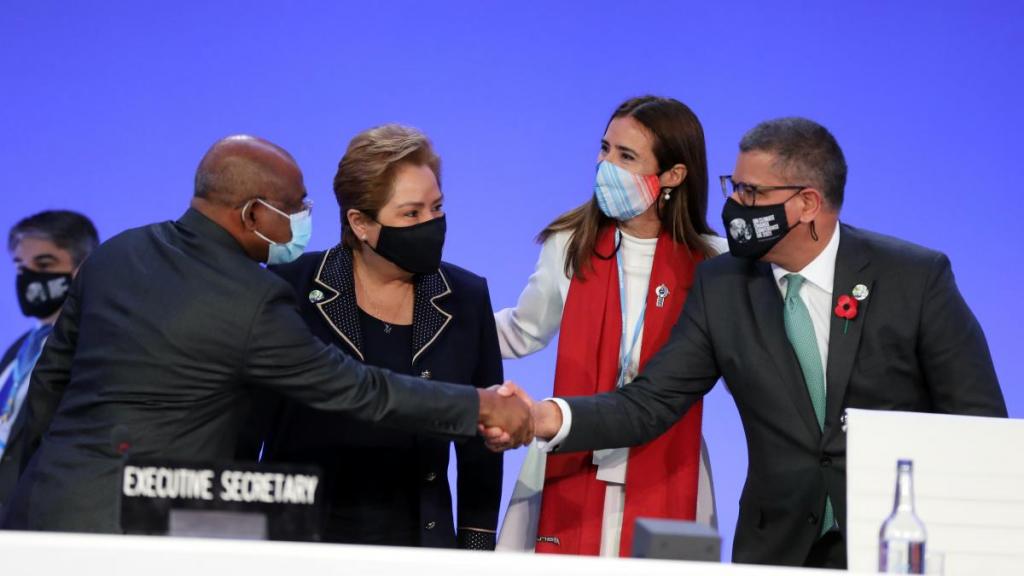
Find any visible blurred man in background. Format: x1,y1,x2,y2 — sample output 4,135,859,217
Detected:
0,210,98,512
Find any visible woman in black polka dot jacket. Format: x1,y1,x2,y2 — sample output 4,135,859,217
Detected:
240,124,502,550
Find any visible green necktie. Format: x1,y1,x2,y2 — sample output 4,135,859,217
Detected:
782,274,834,535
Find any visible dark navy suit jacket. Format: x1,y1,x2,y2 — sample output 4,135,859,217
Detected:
242,246,502,548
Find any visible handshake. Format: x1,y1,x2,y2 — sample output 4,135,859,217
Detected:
476,382,562,452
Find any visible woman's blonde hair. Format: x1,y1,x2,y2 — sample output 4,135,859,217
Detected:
333,124,441,249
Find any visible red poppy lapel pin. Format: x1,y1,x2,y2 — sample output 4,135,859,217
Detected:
835,283,869,334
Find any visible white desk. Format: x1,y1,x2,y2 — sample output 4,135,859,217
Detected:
846,409,1024,574
0,530,870,576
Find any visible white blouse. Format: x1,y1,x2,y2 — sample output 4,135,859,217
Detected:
493,229,728,552
495,230,728,360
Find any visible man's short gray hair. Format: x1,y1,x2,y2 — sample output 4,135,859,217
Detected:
739,117,847,209
8,210,99,266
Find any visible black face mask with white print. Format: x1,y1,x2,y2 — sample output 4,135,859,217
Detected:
17,269,72,318
721,197,798,260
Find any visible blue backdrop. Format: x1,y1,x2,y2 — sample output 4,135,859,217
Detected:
2,1,1021,560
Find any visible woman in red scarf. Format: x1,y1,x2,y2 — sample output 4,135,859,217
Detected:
495,96,725,557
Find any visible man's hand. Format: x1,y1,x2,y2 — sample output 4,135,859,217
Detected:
477,382,562,452
532,399,563,439
477,380,533,450
481,393,564,452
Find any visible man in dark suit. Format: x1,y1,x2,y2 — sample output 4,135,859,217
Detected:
492,118,1006,568
0,211,99,512
1,135,531,533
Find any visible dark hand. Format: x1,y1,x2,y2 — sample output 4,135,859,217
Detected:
477,381,533,450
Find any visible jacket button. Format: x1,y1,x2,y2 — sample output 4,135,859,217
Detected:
425,521,436,530
425,472,437,482
807,513,818,525
820,456,832,467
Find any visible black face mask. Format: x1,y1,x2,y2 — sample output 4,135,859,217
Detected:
721,197,797,260
370,215,446,274
17,269,72,319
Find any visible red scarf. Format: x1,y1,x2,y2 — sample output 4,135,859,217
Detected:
536,225,704,557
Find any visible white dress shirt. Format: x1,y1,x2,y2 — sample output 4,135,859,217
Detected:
770,224,841,392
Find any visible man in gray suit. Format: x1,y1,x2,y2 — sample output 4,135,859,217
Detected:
489,118,1006,568
2,135,531,533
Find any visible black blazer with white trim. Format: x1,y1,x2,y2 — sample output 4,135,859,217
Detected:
243,246,503,549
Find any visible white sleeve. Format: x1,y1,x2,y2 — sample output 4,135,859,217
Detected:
701,234,729,256
493,232,571,359
535,397,572,452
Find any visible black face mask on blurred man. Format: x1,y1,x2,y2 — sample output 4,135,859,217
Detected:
16,269,72,319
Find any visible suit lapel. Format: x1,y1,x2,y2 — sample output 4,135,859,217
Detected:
0,332,29,370
824,224,873,432
0,333,33,471
748,261,821,439
311,249,455,365
412,269,453,366
311,247,363,361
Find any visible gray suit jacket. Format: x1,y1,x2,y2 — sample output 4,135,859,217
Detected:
1,209,478,533
558,223,1006,566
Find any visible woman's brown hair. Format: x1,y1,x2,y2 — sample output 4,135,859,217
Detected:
538,96,716,278
333,124,441,250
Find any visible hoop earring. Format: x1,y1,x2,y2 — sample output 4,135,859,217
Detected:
809,221,819,242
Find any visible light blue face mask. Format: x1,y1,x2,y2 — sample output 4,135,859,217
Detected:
245,198,313,265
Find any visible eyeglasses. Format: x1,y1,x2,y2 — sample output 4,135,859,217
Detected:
720,175,808,207
245,197,314,216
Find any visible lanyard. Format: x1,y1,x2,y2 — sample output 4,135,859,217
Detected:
1,327,49,424
0,369,17,424
0,362,32,424
615,230,647,389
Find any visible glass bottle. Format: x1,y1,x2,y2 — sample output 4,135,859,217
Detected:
878,459,927,573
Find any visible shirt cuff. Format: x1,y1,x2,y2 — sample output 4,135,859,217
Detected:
535,397,571,452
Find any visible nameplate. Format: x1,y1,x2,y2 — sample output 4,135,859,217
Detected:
120,459,323,541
